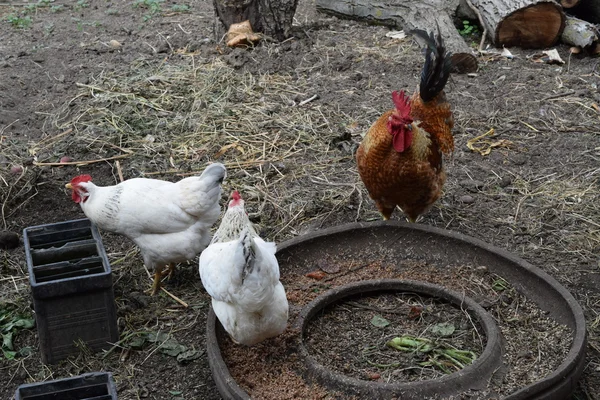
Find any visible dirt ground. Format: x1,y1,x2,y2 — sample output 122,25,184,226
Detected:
0,0,599,399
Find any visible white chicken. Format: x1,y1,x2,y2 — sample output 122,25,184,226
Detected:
65,163,227,295
199,191,288,346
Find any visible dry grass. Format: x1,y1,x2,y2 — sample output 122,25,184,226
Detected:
19,56,366,240
1,16,599,397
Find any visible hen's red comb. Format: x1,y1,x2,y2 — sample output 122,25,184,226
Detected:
231,190,241,201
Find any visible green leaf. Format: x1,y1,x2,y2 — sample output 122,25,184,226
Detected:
492,278,509,292
147,331,169,343
17,346,34,357
2,349,17,360
176,348,203,364
169,390,183,395
2,332,14,351
128,336,147,349
387,336,434,353
160,338,186,357
13,318,35,329
429,322,456,337
370,315,390,328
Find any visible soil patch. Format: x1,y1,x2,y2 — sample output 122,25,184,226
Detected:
0,0,598,398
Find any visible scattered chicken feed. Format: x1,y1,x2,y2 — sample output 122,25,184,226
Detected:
220,258,573,399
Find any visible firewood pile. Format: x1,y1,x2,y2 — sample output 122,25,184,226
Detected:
313,0,600,72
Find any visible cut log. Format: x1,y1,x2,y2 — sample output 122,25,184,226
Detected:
560,0,580,8
568,0,600,24
561,15,599,49
213,0,298,41
456,0,479,20
468,0,565,48
315,0,478,73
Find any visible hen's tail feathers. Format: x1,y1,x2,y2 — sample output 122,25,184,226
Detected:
411,28,453,103
200,162,227,198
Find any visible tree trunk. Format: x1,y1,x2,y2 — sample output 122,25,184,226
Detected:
256,0,298,40
214,0,262,32
213,0,298,41
561,15,598,49
315,0,478,73
468,0,565,48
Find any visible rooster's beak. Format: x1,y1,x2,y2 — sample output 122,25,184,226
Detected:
65,183,73,190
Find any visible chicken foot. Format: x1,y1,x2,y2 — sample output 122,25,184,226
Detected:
148,263,176,296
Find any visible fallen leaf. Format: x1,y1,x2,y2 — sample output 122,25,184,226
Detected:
214,142,243,159
109,39,122,49
366,372,381,380
306,270,327,280
317,258,340,274
160,338,187,357
385,30,406,40
370,315,390,328
429,322,456,337
531,49,564,65
226,20,261,47
128,336,147,349
2,349,16,360
177,348,203,364
2,332,14,351
12,318,34,329
408,305,423,320
467,128,512,156
500,47,514,59
147,331,169,343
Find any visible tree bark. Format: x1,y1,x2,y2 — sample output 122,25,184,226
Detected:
315,0,478,73
214,0,262,32
561,15,598,49
468,0,565,48
213,0,298,41
257,0,298,40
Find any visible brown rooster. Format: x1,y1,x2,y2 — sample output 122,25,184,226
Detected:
356,29,454,222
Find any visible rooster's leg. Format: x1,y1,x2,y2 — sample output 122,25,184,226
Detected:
376,203,394,221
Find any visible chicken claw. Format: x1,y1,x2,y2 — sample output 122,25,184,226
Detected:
148,270,163,296
147,263,177,296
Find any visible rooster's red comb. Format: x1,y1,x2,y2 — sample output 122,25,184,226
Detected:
70,175,92,185
391,91,412,121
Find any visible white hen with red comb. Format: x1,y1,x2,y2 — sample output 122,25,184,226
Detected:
66,163,226,295
199,191,288,346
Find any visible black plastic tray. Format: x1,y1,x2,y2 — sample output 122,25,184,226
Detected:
14,372,117,400
23,219,119,364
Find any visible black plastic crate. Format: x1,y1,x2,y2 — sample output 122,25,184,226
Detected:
23,219,119,364
15,372,117,400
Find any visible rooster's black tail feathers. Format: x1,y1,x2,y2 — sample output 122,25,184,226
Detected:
411,28,452,102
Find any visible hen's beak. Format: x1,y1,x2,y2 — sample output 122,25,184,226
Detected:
65,183,73,190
